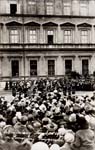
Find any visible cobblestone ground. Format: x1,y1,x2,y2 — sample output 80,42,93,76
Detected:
0,90,94,102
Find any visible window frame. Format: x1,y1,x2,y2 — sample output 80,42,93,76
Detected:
48,60,55,76
11,60,19,77
63,29,72,43
63,2,71,15
30,60,37,76
46,2,54,15
9,28,20,43
27,0,37,14
80,29,89,44
80,0,89,16
65,59,72,75
10,3,17,15
29,29,37,43
47,30,54,44
82,59,89,76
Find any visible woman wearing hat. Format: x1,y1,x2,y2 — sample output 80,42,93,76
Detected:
71,116,95,150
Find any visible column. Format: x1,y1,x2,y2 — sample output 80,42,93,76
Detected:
75,25,79,43
0,57,3,78
56,56,63,76
92,25,95,44
40,25,44,43
57,25,63,43
3,25,8,43
74,55,81,74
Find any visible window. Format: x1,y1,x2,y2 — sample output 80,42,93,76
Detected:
11,60,19,77
29,30,37,43
10,4,17,14
47,30,54,44
9,29,19,43
80,1,88,16
65,60,72,74
48,60,55,76
63,2,71,15
82,59,89,76
27,0,36,14
30,60,37,76
81,30,88,43
64,30,72,43
46,2,53,15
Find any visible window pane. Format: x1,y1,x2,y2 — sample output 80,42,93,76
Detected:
47,30,54,44
10,4,17,14
82,59,89,75
63,2,71,15
81,30,88,43
10,29,19,43
27,0,36,14
29,30,37,43
80,1,88,15
30,60,37,76
65,60,72,74
46,2,53,15
48,30,53,35
64,30,72,43
11,60,19,77
48,60,55,76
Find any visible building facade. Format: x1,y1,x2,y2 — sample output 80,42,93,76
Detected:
0,0,95,81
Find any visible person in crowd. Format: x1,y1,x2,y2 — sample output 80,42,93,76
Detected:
60,132,75,150
71,116,95,150
0,77,95,149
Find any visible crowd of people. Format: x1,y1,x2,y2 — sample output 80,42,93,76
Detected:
0,78,95,150
5,76,95,92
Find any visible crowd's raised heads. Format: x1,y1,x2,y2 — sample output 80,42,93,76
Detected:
50,144,60,150
16,112,22,120
69,113,76,122
31,142,49,150
58,127,66,136
64,133,75,143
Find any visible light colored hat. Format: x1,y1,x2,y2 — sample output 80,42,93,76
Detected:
86,115,95,130
54,90,58,94
33,121,41,128
58,127,66,136
31,142,49,150
39,104,46,112
64,133,74,143
42,117,51,125
69,113,76,122
0,121,6,128
85,103,93,112
50,144,60,150
16,112,22,120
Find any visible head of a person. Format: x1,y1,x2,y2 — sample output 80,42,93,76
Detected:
50,144,60,150
64,132,75,144
77,115,89,129
31,142,49,150
20,116,28,125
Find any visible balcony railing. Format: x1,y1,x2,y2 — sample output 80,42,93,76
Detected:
0,43,95,50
